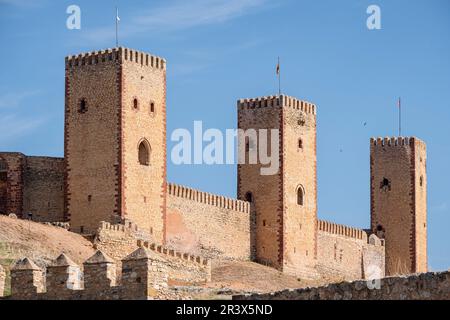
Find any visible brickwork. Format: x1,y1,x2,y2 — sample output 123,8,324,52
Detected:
166,183,251,260
23,157,65,222
370,137,427,275
0,153,25,217
234,271,450,300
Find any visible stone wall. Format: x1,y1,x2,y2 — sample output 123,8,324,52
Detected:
94,221,211,284
0,153,64,222
23,156,65,222
166,183,251,260
8,249,170,300
234,271,450,300
0,153,25,217
316,220,385,281
370,137,427,275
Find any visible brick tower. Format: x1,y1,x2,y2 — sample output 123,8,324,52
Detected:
237,95,318,277
65,48,167,242
370,137,427,275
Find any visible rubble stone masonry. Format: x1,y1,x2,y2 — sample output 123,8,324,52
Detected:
234,271,450,300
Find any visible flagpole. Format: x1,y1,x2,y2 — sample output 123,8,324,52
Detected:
115,7,119,48
398,97,402,136
278,57,281,96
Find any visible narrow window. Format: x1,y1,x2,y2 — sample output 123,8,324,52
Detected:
138,140,150,166
133,98,139,110
88,195,92,202
245,192,253,203
150,102,155,114
420,176,424,187
263,220,266,227
298,139,303,149
79,98,88,113
380,178,391,191
297,185,305,206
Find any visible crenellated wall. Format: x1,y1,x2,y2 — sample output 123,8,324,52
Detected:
8,249,169,300
166,183,251,260
93,221,211,284
316,220,385,281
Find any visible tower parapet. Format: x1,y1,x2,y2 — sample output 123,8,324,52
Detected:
66,47,166,71
238,95,316,114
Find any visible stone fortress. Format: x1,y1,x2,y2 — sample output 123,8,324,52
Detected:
0,47,429,298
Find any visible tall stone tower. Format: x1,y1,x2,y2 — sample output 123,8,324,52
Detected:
237,95,318,277
370,137,427,275
65,48,167,242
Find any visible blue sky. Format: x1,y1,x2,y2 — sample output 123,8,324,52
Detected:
0,0,449,271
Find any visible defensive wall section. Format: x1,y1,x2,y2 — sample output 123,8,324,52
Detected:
316,220,385,281
166,183,252,260
94,221,211,284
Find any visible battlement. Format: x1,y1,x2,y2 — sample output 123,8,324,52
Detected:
167,183,250,214
237,95,316,114
137,240,210,268
318,219,367,241
98,220,139,233
8,249,169,300
65,47,166,71
370,136,425,147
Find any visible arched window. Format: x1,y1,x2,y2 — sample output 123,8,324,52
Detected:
245,192,253,203
138,140,150,166
297,185,305,206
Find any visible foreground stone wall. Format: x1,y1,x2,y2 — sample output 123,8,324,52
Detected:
8,249,169,300
166,183,251,260
234,271,450,300
316,220,385,281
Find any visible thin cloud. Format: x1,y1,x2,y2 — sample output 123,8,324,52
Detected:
0,114,46,143
0,90,41,108
80,0,272,45
431,202,448,213
0,0,46,7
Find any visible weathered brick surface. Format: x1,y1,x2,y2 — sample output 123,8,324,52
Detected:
370,137,427,275
0,153,25,217
234,271,450,300
23,157,64,222
166,183,251,260
0,153,64,221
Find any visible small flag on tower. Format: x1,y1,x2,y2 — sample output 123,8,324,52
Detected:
276,59,280,75
276,57,281,96
398,97,401,108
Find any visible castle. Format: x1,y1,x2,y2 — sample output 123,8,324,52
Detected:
0,47,428,282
